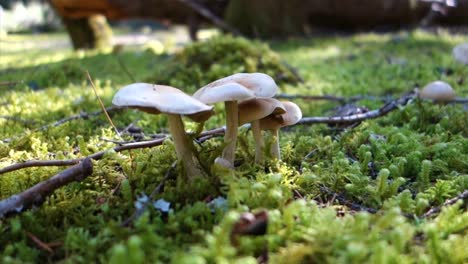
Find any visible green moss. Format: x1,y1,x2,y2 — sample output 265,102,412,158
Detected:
0,30,467,263
146,36,301,93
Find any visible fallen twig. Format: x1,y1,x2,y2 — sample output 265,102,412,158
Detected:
0,158,93,218
318,185,378,214
0,159,81,175
423,190,468,218
121,161,177,227
26,231,54,254
0,127,225,176
296,90,417,125
275,93,393,103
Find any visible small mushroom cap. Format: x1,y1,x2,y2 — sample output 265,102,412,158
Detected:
419,81,456,101
453,43,468,65
260,101,302,130
112,83,214,122
193,73,279,104
238,98,286,125
193,82,255,105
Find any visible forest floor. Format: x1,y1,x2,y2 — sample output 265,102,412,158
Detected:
0,28,467,263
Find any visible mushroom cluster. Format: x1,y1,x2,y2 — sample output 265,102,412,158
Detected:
112,73,302,178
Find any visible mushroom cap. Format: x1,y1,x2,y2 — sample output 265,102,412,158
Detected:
453,43,468,65
193,73,279,104
419,81,456,102
238,98,286,125
260,101,302,130
112,83,214,122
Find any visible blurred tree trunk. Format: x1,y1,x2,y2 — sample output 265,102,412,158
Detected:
62,15,112,50
225,0,308,38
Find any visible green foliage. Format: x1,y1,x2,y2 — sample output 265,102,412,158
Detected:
146,36,300,93
0,30,467,263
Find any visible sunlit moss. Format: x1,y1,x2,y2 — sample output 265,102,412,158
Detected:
0,30,467,263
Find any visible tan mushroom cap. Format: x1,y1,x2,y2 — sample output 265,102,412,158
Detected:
238,98,286,125
260,101,302,130
112,83,214,122
193,73,279,104
419,81,456,102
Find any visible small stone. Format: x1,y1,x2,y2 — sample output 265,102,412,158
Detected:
453,43,468,65
419,81,456,102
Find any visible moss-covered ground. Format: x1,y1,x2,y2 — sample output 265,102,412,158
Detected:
0,30,467,263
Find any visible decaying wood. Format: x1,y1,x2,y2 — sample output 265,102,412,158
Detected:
0,158,93,218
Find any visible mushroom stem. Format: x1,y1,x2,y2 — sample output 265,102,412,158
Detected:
251,120,264,165
166,114,205,179
221,100,238,166
270,129,281,161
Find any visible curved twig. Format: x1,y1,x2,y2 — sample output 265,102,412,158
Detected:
423,190,468,218
0,158,93,218
0,128,226,176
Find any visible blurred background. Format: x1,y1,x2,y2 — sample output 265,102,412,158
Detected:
1,0,467,50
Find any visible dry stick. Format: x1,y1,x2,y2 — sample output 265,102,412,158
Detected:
275,94,393,103
318,185,378,214
26,231,54,254
423,190,468,218
296,90,417,125
86,71,121,138
0,127,226,176
121,161,178,227
0,158,93,217
0,159,81,174
177,0,244,37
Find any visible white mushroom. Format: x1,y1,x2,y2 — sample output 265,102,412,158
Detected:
453,43,468,65
113,83,214,179
419,81,456,102
238,98,286,165
259,101,302,161
193,73,278,167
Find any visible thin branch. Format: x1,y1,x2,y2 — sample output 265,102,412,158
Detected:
296,90,417,125
86,71,121,138
26,231,54,254
0,158,93,218
0,127,225,176
275,93,393,104
318,185,378,214
121,161,177,227
177,0,244,37
423,190,468,218
0,159,81,174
